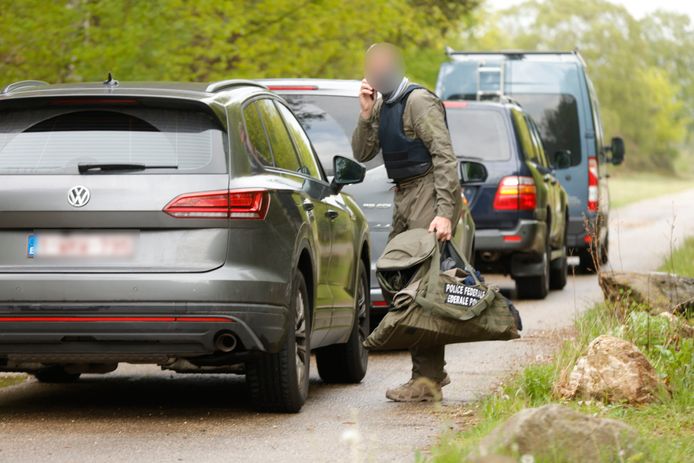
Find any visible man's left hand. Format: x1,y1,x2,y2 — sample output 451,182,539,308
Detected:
428,216,452,241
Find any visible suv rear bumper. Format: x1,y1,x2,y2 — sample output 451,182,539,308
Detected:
0,303,288,364
0,265,291,364
475,219,546,255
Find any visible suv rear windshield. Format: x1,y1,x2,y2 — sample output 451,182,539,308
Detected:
447,108,512,162
0,107,227,174
281,94,382,175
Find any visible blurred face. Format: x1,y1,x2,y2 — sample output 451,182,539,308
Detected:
365,44,404,95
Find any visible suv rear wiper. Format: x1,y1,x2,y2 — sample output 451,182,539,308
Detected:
78,163,178,174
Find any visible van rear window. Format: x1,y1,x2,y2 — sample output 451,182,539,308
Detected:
0,108,227,174
512,94,582,167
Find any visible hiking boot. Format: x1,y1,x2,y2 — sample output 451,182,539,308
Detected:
386,377,443,402
440,373,451,388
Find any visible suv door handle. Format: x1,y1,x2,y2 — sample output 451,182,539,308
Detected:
326,210,339,220
302,199,315,212
543,174,553,183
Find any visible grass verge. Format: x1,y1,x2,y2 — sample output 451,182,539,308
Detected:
426,232,694,462
609,173,694,209
660,236,694,277
426,303,693,462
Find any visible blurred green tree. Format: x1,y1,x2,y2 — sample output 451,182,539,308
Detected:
0,0,478,85
456,0,692,171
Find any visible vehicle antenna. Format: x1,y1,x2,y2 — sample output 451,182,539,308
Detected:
103,72,119,87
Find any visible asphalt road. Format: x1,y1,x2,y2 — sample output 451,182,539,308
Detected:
1,189,693,463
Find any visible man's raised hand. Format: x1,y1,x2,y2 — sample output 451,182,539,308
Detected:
359,79,376,120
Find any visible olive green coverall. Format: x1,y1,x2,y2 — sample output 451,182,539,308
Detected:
351,87,462,382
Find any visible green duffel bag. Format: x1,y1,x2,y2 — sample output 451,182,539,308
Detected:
365,229,521,351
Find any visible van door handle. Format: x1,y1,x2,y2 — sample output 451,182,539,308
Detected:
326,210,339,220
302,200,315,212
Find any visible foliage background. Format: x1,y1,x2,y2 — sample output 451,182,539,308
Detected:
0,0,692,171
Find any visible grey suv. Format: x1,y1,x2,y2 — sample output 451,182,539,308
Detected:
0,78,371,413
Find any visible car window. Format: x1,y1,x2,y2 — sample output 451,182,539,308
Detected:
275,101,322,180
510,109,538,163
281,94,382,176
242,101,274,166
526,116,549,168
0,107,227,175
447,108,512,161
254,99,302,173
511,93,582,167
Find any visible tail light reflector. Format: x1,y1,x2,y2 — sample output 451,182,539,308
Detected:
493,176,536,211
587,156,599,212
164,189,269,219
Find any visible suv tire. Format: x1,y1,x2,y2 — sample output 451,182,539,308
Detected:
316,260,369,384
34,366,81,383
578,248,597,273
246,270,311,413
516,233,550,299
600,233,609,265
550,223,568,290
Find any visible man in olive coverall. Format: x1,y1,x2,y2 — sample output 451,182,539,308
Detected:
352,43,462,402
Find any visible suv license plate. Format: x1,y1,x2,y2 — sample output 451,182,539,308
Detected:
27,233,137,258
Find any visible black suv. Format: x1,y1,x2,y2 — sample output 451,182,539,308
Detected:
446,100,569,299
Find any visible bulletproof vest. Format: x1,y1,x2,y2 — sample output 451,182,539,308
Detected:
378,84,435,182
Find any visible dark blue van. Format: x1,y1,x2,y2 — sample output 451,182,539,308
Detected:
436,50,625,271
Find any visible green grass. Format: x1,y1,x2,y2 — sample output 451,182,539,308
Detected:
0,374,26,388
660,236,694,277
609,173,694,209
426,302,694,461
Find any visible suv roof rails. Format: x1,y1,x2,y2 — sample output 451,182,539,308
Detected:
444,48,580,57
206,79,267,93
444,47,586,66
2,80,50,94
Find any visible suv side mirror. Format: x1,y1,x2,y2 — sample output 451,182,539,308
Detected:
459,160,488,184
608,137,625,165
331,155,365,193
550,150,572,170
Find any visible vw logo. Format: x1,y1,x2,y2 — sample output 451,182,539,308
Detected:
67,185,91,208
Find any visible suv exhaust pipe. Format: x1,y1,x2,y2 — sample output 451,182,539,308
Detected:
214,332,238,353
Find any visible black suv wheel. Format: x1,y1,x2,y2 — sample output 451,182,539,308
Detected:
246,270,311,413
515,234,550,299
316,260,369,383
550,221,568,290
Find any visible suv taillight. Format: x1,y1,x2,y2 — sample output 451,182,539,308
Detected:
164,189,269,219
493,176,536,211
587,156,599,212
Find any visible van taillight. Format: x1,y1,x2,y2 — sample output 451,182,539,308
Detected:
164,189,269,219
587,156,599,212
493,176,536,211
